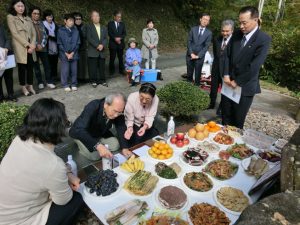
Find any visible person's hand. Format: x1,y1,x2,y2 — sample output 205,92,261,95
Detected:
96,144,113,158
4,48,8,55
124,127,133,140
133,60,138,66
27,48,33,54
37,44,43,50
137,124,148,137
122,148,133,157
69,52,74,59
67,173,81,191
29,43,36,50
149,44,155,49
231,80,237,88
97,44,104,51
191,53,199,60
223,75,231,86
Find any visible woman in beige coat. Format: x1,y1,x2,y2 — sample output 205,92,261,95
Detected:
7,0,37,96
141,19,159,69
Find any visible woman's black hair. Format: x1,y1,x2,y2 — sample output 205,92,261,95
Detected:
139,83,156,98
73,12,83,19
147,19,154,25
7,0,27,17
29,5,41,16
42,9,54,21
18,98,68,145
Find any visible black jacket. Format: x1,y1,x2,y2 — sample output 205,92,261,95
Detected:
187,26,212,59
85,23,107,58
0,24,13,54
107,20,126,50
69,99,125,152
224,29,271,96
212,35,232,79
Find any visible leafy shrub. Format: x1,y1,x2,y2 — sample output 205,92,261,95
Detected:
0,103,29,161
157,81,210,118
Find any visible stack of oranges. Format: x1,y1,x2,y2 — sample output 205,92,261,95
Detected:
148,141,173,160
205,121,221,133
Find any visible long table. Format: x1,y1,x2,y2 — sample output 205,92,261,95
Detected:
79,124,265,225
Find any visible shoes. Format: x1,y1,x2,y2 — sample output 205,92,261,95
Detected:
27,85,36,95
181,74,188,79
47,83,56,89
130,81,140,87
92,83,97,88
38,83,44,89
7,95,18,102
64,87,71,92
21,86,30,96
100,82,108,87
71,86,78,91
208,103,215,109
0,95,4,103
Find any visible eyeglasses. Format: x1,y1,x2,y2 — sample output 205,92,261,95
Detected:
75,17,82,21
32,12,40,15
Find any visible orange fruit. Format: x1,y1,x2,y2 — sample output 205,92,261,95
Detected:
152,153,158,158
154,142,159,148
195,123,205,132
158,155,165,160
155,149,161,155
208,121,217,128
204,125,210,131
149,149,154,155
166,153,173,159
188,128,197,138
161,150,168,155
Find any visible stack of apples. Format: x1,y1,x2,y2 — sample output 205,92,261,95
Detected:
170,133,190,148
188,123,210,141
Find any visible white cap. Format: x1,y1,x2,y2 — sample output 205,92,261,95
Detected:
67,155,72,161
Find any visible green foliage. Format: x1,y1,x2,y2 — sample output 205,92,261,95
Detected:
261,24,300,92
157,81,210,118
0,103,29,161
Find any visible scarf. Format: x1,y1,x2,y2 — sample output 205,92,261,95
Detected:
43,21,55,37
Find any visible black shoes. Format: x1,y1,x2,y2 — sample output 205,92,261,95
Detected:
0,95,18,103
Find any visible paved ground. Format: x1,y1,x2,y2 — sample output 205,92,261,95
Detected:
10,52,300,170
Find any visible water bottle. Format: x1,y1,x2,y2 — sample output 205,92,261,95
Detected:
167,116,175,137
102,144,112,170
67,155,77,176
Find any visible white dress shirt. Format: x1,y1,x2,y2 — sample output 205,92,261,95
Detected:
243,26,259,46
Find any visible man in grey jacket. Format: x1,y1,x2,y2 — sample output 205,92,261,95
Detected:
85,10,108,87
186,13,212,86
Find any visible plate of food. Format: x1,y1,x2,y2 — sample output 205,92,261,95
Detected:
219,150,231,160
147,141,175,161
168,133,190,150
155,162,182,180
123,170,158,197
187,123,210,142
242,156,269,178
120,155,145,174
84,169,121,198
257,150,281,163
214,186,251,216
203,159,238,180
105,199,149,225
196,141,220,153
213,132,235,145
141,215,189,225
179,147,209,167
154,185,189,210
226,143,254,160
188,203,231,225
222,125,243,138
182,172,213,193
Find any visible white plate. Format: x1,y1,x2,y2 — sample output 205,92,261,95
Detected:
153,186,189,211
213,186,251,216
180,172,214,194
83,176,122,200
212,133,235,147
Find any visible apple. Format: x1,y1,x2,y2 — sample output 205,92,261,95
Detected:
170,136,177,144
183,138,190,145
176,133,185,140
176,140,184,148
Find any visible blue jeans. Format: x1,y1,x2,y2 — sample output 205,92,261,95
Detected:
33,51,53,84
60,60,78,88
126,64,141,82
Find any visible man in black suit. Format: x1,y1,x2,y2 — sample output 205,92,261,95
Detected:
222,6,271,129
107,10,126,75
85,10,108,87
186,13,212,86
209,19,234,113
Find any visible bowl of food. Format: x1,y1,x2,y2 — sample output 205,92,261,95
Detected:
182,172,213,192
203,159,238,180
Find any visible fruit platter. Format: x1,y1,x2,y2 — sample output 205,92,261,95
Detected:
120,155,144,173
169,133,190,148
148,141,174,160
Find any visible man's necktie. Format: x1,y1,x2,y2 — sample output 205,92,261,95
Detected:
116,22,119,32
240,35,246,48
221,38,227,50
199,28,203,36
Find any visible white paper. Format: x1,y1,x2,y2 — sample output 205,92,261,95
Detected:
221,82,242,104
132,145,149,157
113,153,127,165
4,55,16,70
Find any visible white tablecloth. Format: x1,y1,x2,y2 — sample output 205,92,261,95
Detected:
79,134,264,225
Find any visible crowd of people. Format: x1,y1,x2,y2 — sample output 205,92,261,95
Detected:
0,1,271,224
0,0,160,101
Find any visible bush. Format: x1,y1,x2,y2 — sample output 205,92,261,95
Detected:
157,81,210,118
0,103,29,161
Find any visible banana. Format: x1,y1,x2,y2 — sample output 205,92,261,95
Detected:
122,163,132,172
121,157,144,173
134,159,139,171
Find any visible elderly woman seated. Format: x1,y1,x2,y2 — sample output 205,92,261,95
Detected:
0,98,83,225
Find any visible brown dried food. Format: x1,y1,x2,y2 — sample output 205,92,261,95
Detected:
188,203,230,225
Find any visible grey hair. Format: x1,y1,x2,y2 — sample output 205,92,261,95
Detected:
221,19,234,30
105,92,126,105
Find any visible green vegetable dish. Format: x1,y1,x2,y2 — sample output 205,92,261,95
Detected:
155,162,181,179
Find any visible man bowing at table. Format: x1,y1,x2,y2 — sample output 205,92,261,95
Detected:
222,6,271,129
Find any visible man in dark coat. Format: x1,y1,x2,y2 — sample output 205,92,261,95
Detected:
209,19,234,114
107,10,126,75
222,6,271,129
186,13,212,86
